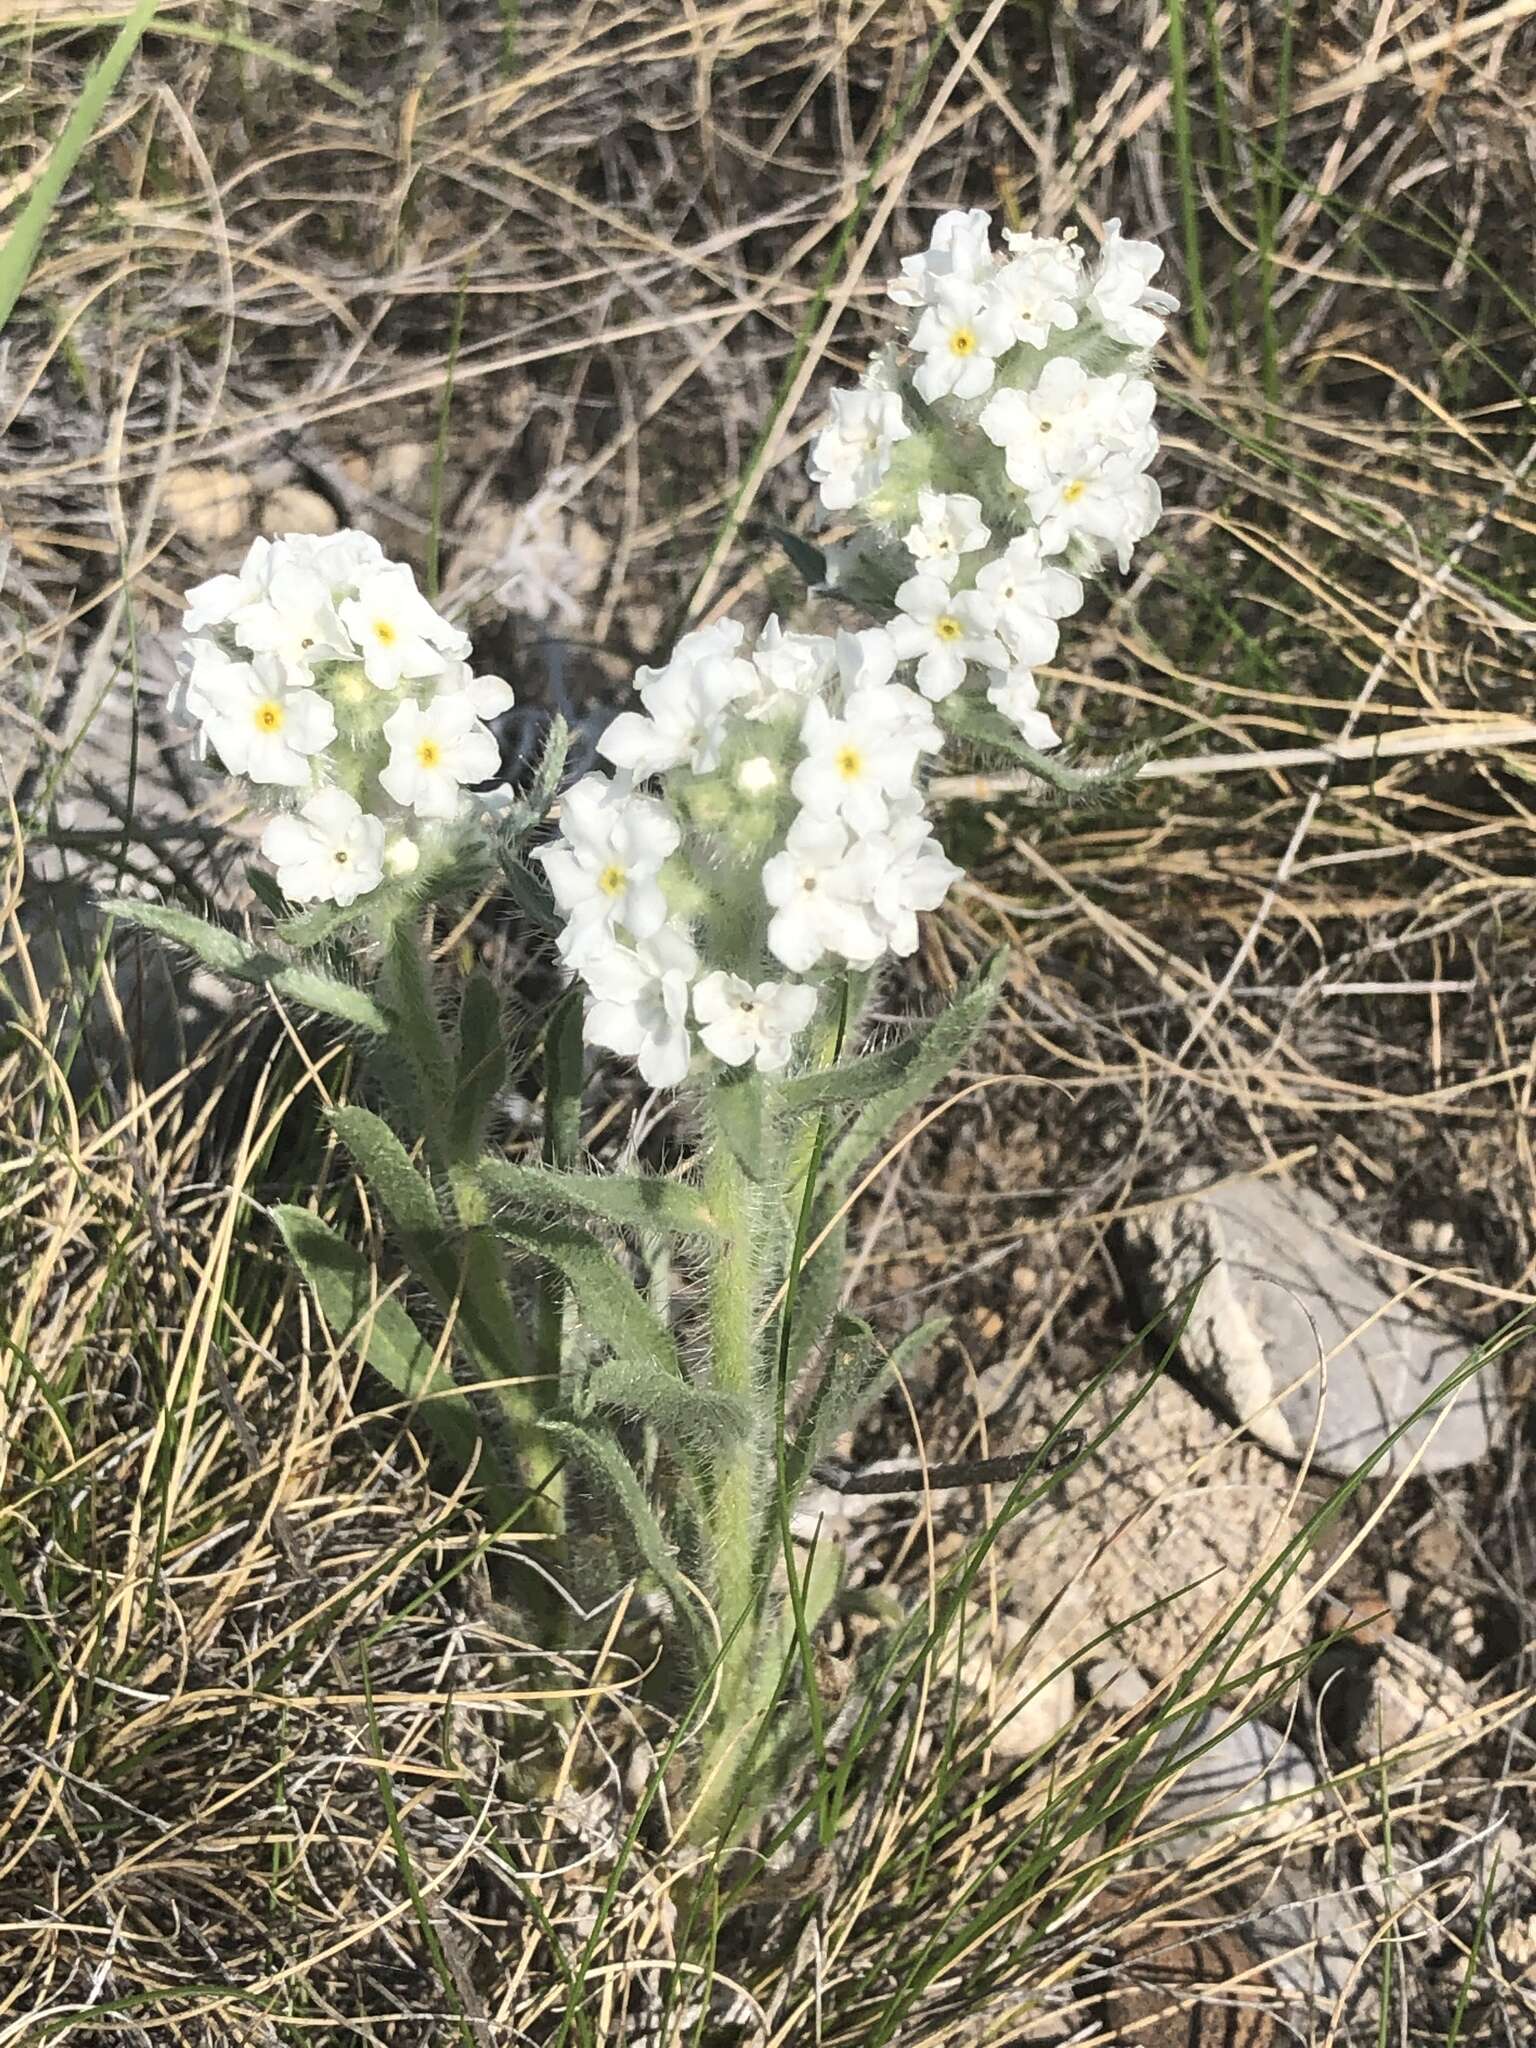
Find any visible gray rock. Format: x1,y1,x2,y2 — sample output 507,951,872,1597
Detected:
1244,1866,1373,2016
1126,1176,1504,1477
1139,1710,1318,1855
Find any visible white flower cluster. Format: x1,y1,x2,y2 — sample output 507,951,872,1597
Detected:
174,531,515,906
535,618,961,1089
808,210,1175,750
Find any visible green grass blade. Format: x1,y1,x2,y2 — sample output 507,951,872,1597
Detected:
0,0,160,337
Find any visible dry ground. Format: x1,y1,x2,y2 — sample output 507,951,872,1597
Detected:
4,3,1536,2043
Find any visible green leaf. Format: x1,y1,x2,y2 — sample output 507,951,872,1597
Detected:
378,923,452,1115
938,695,1152,799
825,950,1008,1193
710,1069,767,1181
542,988,584,1172
490,1214,686,1385
273,1204,495,1493
542,1417,708,1662
450,972,506,1159
245,865,289,919
100,897,252,975
783,1213,847,1386
584,1358,751,1451
500,853,561,935
329,1107,441,1236
101,898,389,1033
493,715,573,840
263,963,389,1035
480,1159,723,1240
0,0,159,337
772,524,828,589
783,1314,945,1495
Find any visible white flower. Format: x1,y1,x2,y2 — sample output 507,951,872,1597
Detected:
792,682,935,833
1088,219,1178,349
763,812,884,973
910,279,1015,403
304,527,387,593
1027,453,1162,570
737,755,779,796
889,573,1008,701
978,359,1156,491
975,533,1084,621
260,789,385,906
986,668,1061,752
379,693,501,819
692,972,818,1072
536,772,679,966
747,616,837,720
833,625,901,694
888,208,996,307
973,536,1080,669
807,385,911,513
598,621,757,778
581,924,699,1089
993,233,1083,347
184,537,353,671
183,647,336,787
339,564,468,689
903,490,990,583
847,798,962,955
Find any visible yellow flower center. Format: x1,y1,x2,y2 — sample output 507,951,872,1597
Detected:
333,849,351,866
934,615,963,642
1062,479,1087,503
948,328,977,357
253,700,285,734
373,620,398,645
598,863,626,896
835,745,864,780
415,738,443,769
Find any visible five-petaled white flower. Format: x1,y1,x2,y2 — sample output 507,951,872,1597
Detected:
792,684,934,833
847,797,962,956
889,573,1008,701
910,279,1015,403
581,925,699,1089
379,693,502,819
987,668,1062,752
1027,453,1161,570
903,491,990,583
183,647,336,786
692,972,818,1072
339,564,467,689
1088,219,1179,350
260,789,385,905
763,812,884,973
599,621,757,778
535,772,680,968
979,359,1155,491
807,386,911,512
888,208,997,307
994,232,1083,348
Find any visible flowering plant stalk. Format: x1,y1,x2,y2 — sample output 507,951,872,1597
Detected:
107,208,1177,1844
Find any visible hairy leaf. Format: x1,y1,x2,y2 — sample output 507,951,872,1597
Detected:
274,1204,497,1493
939,695,1152,799
451,972,507,1159
542,1417,708,1660
329,1106,441,1236
584,1358,750,1451
101,899,389,1033
824,950,1008,1192
481,1159,722,1240
492,1214,685,1384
